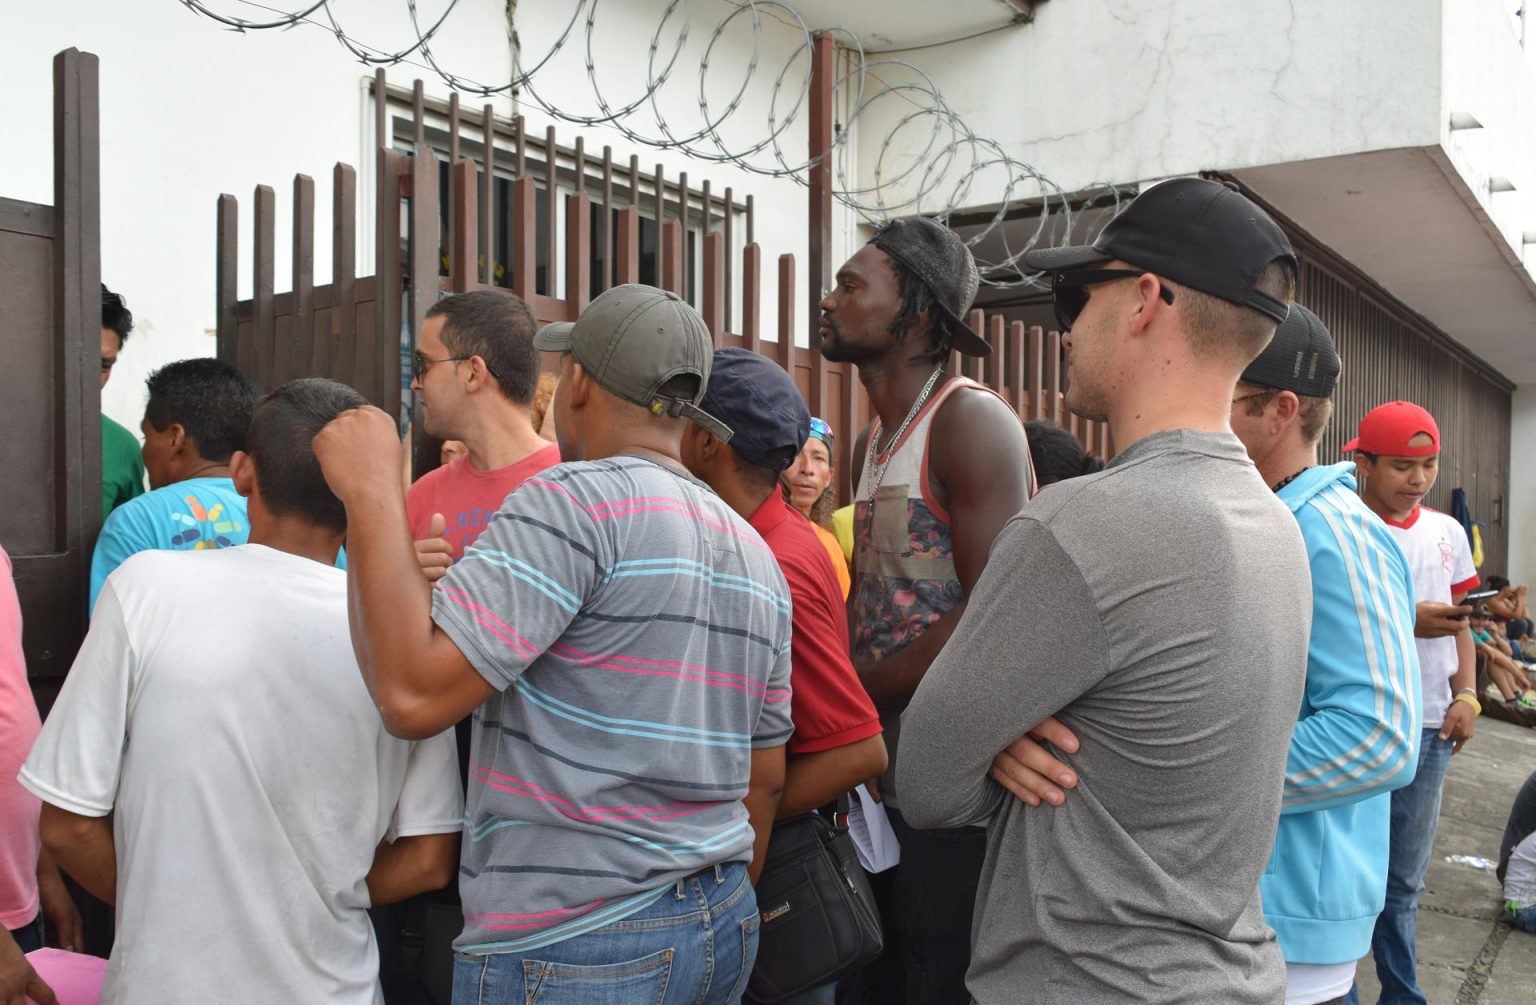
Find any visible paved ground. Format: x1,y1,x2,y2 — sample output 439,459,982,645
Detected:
1352,716,1536,1004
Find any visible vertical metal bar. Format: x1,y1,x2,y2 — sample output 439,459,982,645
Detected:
702,231,724,343
807,32,835,367
615,205,640,285
1027,326,1045,419
544,126,559,296
216,194,238,366
407,143,440,465
447,91,460,164
565,192,592,314
514,114,527,177
572,136,585,193
723,186,734,330
988,315,1005,396
511,175,536,300
653,164,665,228
333,163,357,385
373,68,388,150
375,149,406,406
411,79,426,146
1009,320,1026,417
292,173,316,384
661,219,685,296
776,254,795,373
741,243,762,352
481,103,495,286
252,184,276,390
601,146,614,292
452,159,477,293
1045,330,1062,424
54,47,102,604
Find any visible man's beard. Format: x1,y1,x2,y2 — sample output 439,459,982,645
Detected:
819,320,886,365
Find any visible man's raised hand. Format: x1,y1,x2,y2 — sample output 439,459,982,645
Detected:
415,513,453,582
312,405,404,503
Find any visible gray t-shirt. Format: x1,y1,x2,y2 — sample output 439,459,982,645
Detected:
433,456,794,954
898,429,1311,1004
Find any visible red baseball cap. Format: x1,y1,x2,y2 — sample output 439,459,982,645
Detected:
1342,401,1441,457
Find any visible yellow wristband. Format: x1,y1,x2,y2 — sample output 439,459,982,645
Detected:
1453,691,1483,715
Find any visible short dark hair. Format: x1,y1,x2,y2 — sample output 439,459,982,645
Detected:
426,289,539,404
1024,420,1103,487
247,378,367,532
881,243,953,364
735,455,783,496
102,283,133,344
144,358,259,463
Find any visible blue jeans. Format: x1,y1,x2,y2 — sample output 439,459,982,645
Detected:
451,863,758,1005
1508,901,1536,934
1357,729,1454,1005
8,913,44,954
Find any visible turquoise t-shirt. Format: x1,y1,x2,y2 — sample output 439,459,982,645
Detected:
89,476,250,613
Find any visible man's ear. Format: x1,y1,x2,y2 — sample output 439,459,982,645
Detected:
229,450,256,499
566,361,592,409
1272,390,1301,432
166,421,189,456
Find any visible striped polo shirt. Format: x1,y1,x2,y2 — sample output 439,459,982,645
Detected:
432,456,794,954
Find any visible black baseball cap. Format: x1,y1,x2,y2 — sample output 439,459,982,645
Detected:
1022,178,1297,323
696,347,810,471
869,217,989,357
1240,303,1339,397
534,284,733,441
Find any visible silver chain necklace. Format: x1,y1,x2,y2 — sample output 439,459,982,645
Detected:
864,366,945,498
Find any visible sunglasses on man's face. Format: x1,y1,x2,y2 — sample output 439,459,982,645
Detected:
1050,269,1176,332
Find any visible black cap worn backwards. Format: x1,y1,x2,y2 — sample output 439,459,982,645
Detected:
1022,177,1297,323
869,217,989,357
696,347,811,471
1240,303,1339,398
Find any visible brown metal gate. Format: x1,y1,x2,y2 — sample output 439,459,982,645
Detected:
214,69,1112,501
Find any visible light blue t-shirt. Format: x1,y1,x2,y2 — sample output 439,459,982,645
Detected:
90,477,250,613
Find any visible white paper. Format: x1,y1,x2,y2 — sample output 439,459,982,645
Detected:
846,783,901,873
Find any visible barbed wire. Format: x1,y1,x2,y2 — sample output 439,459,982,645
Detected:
179,0,1123,288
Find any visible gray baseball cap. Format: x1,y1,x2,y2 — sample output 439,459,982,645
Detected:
534,284,733,442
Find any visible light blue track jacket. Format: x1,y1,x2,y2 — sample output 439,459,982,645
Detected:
1260,462,1422,963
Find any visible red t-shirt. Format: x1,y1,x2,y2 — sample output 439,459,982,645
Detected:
407,444,562,560
748,493,882,754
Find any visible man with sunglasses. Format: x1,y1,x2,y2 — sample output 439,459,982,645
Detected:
405,289,561,577
898,177,1313,1003
819,217,1035,1004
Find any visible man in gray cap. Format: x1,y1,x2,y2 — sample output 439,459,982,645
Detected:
818,217,1035,1004
898,178,1313,1003
312,284,793,1004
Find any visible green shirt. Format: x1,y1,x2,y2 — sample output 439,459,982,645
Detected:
102,414,145,517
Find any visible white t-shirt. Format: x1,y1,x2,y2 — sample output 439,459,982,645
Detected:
1285,961,1357,1004
1382,506,1479,729
20,545,463,1005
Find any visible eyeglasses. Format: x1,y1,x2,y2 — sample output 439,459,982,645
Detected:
1050,269,1176,332
411,351,500,381
808,417,834,446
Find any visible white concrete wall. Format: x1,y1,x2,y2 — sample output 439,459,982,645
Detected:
853,0,1443,211
1440,0,1536,278
0,0,839,432
1507,386,1536,585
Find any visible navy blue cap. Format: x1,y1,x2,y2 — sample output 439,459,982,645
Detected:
697,347,811,471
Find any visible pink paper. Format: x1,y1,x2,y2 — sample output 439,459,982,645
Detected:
24,948,106,1005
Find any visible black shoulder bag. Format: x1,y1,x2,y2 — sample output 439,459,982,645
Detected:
746,812,884,1002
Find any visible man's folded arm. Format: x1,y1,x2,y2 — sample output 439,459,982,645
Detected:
897,517,1108,829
